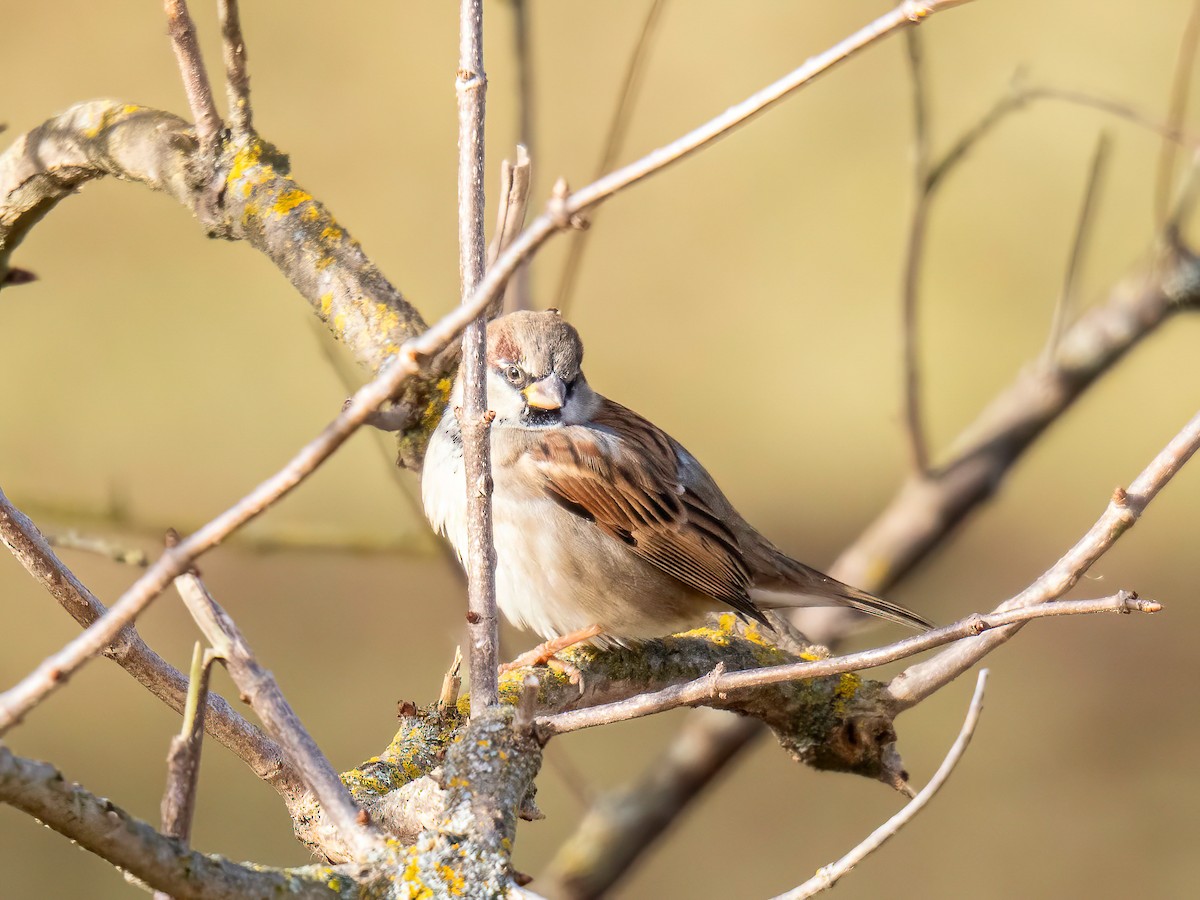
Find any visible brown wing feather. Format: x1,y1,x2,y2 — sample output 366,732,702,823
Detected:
527,401,765,623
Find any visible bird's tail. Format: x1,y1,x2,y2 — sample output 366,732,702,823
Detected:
752,556,932,631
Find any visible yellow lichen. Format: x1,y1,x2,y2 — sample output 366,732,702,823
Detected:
831,671,862,717
436,863,466,896
320,292,334,318
272,188,312,216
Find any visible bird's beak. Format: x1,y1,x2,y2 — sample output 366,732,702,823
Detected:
523,374,566,410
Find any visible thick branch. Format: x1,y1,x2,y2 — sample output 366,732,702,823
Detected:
0,745,354,900
535,595,1155,736
0,102,433,453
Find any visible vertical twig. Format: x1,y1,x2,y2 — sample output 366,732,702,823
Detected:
456,0,499,712
553,0,669,314
1043,132,1110,363
163,0,222,158
158,642,216,848
1157,0,1200,226
171,563,382,859
508,0,535,312
900,28,932,473
217,0,253,136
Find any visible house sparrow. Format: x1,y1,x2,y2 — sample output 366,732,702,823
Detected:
421,310,930,648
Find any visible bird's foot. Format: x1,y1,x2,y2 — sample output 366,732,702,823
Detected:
499,624,604,686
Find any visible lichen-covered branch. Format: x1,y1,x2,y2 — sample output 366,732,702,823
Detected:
0,101,442,465
0,745,358,900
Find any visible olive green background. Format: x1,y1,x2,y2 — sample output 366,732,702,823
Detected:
2,2,1198,898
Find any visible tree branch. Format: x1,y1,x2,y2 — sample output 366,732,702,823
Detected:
171,563,381,861
456,0,500,713
0,486,299,797
0,745,354,900
163,0,222,159
217,0,253,136
775,671,989,900
535,594,1154,736
889,408,1200,707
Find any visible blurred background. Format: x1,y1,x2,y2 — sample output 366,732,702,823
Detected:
2,1,1199,897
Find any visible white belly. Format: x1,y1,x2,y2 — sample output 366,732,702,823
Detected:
421,416,715,644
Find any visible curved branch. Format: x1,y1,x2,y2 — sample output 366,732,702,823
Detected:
0,101,433,448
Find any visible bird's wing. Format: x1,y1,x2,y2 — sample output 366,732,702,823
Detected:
524,399,766,623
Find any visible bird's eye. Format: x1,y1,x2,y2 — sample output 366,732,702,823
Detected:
504,365,525,385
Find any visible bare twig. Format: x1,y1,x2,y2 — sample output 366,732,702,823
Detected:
513,674,541,732
901,27,932,472
45,530,148,566
508,0,535,312
776,671,989,900
554,0,669,314
488,146,533,315
0,487,296,794
456,0,500,714
163,0,222,158
439,646,464,710
171,561,381,860
218,0,253,136
890,409,1200,707
158,643,216,849
1044,132,1110,363
536,594,1153,736
1157,0,1200,225
488,148,533,269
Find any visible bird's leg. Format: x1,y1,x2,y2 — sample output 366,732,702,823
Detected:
498,624,604,680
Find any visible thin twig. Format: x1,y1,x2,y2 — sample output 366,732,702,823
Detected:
171,560,382,859
163,0,222,157
217,0,253,136
890,409,1200,707
456,0,499,714
508,0,535,312
158,643,216,849
489,146,533,315
439,646,464,710
1157,0,1200,226
45,530,148,567
554,0,668,314
536,594,1153,736
1043,132,1110,363
513,674,541,732
901,27,932,473
776,671,989,899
